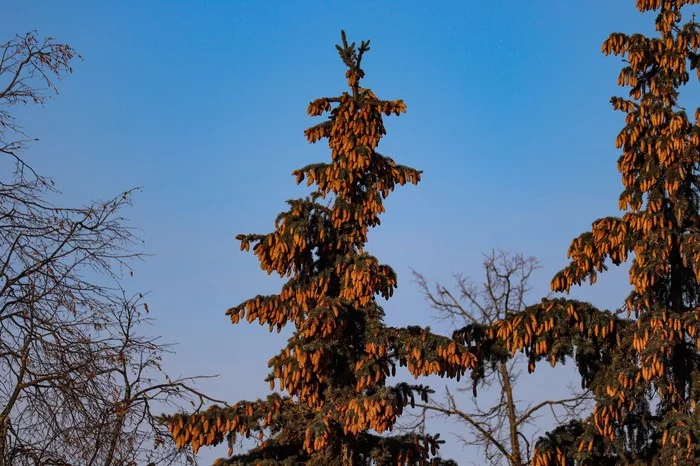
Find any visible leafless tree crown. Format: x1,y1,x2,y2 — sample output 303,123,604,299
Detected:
0,32,222,466
411,251,591,466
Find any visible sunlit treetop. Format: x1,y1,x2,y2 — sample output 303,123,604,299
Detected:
166,31,470,465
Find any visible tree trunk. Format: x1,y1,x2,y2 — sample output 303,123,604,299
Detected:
669,235,689,402
499,362,523,466
103,407,127,466
341,440,356,466
0,418,7,466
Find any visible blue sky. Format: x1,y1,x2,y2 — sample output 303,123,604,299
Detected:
2,1,686,463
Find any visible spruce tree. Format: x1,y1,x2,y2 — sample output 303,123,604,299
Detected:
166,32,471,465
539,1,700,463
451,1,700,464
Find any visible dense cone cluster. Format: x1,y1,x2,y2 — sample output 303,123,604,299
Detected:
166,33,471,465
525,0,700,463
432,0,700,464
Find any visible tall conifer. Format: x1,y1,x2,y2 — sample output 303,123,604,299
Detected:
456,1,700,464
538,1,700,463
166,32,472,465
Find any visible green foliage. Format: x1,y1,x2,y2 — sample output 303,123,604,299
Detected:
166,32,471,465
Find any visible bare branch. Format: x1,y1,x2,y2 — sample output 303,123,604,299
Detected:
414,401,513,463
0,31,218,465
411,250,589,466
516,393,592,427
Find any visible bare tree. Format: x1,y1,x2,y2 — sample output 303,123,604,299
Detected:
0,31,223,465
410,250,590,466
0,31,75,179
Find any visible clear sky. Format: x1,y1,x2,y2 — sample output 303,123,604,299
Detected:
2,1,689,463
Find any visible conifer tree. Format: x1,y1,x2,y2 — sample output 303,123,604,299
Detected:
444,1,700,464
535,1,700,464
166,32,473,465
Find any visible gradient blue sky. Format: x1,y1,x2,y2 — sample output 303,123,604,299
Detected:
2,1,687,463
